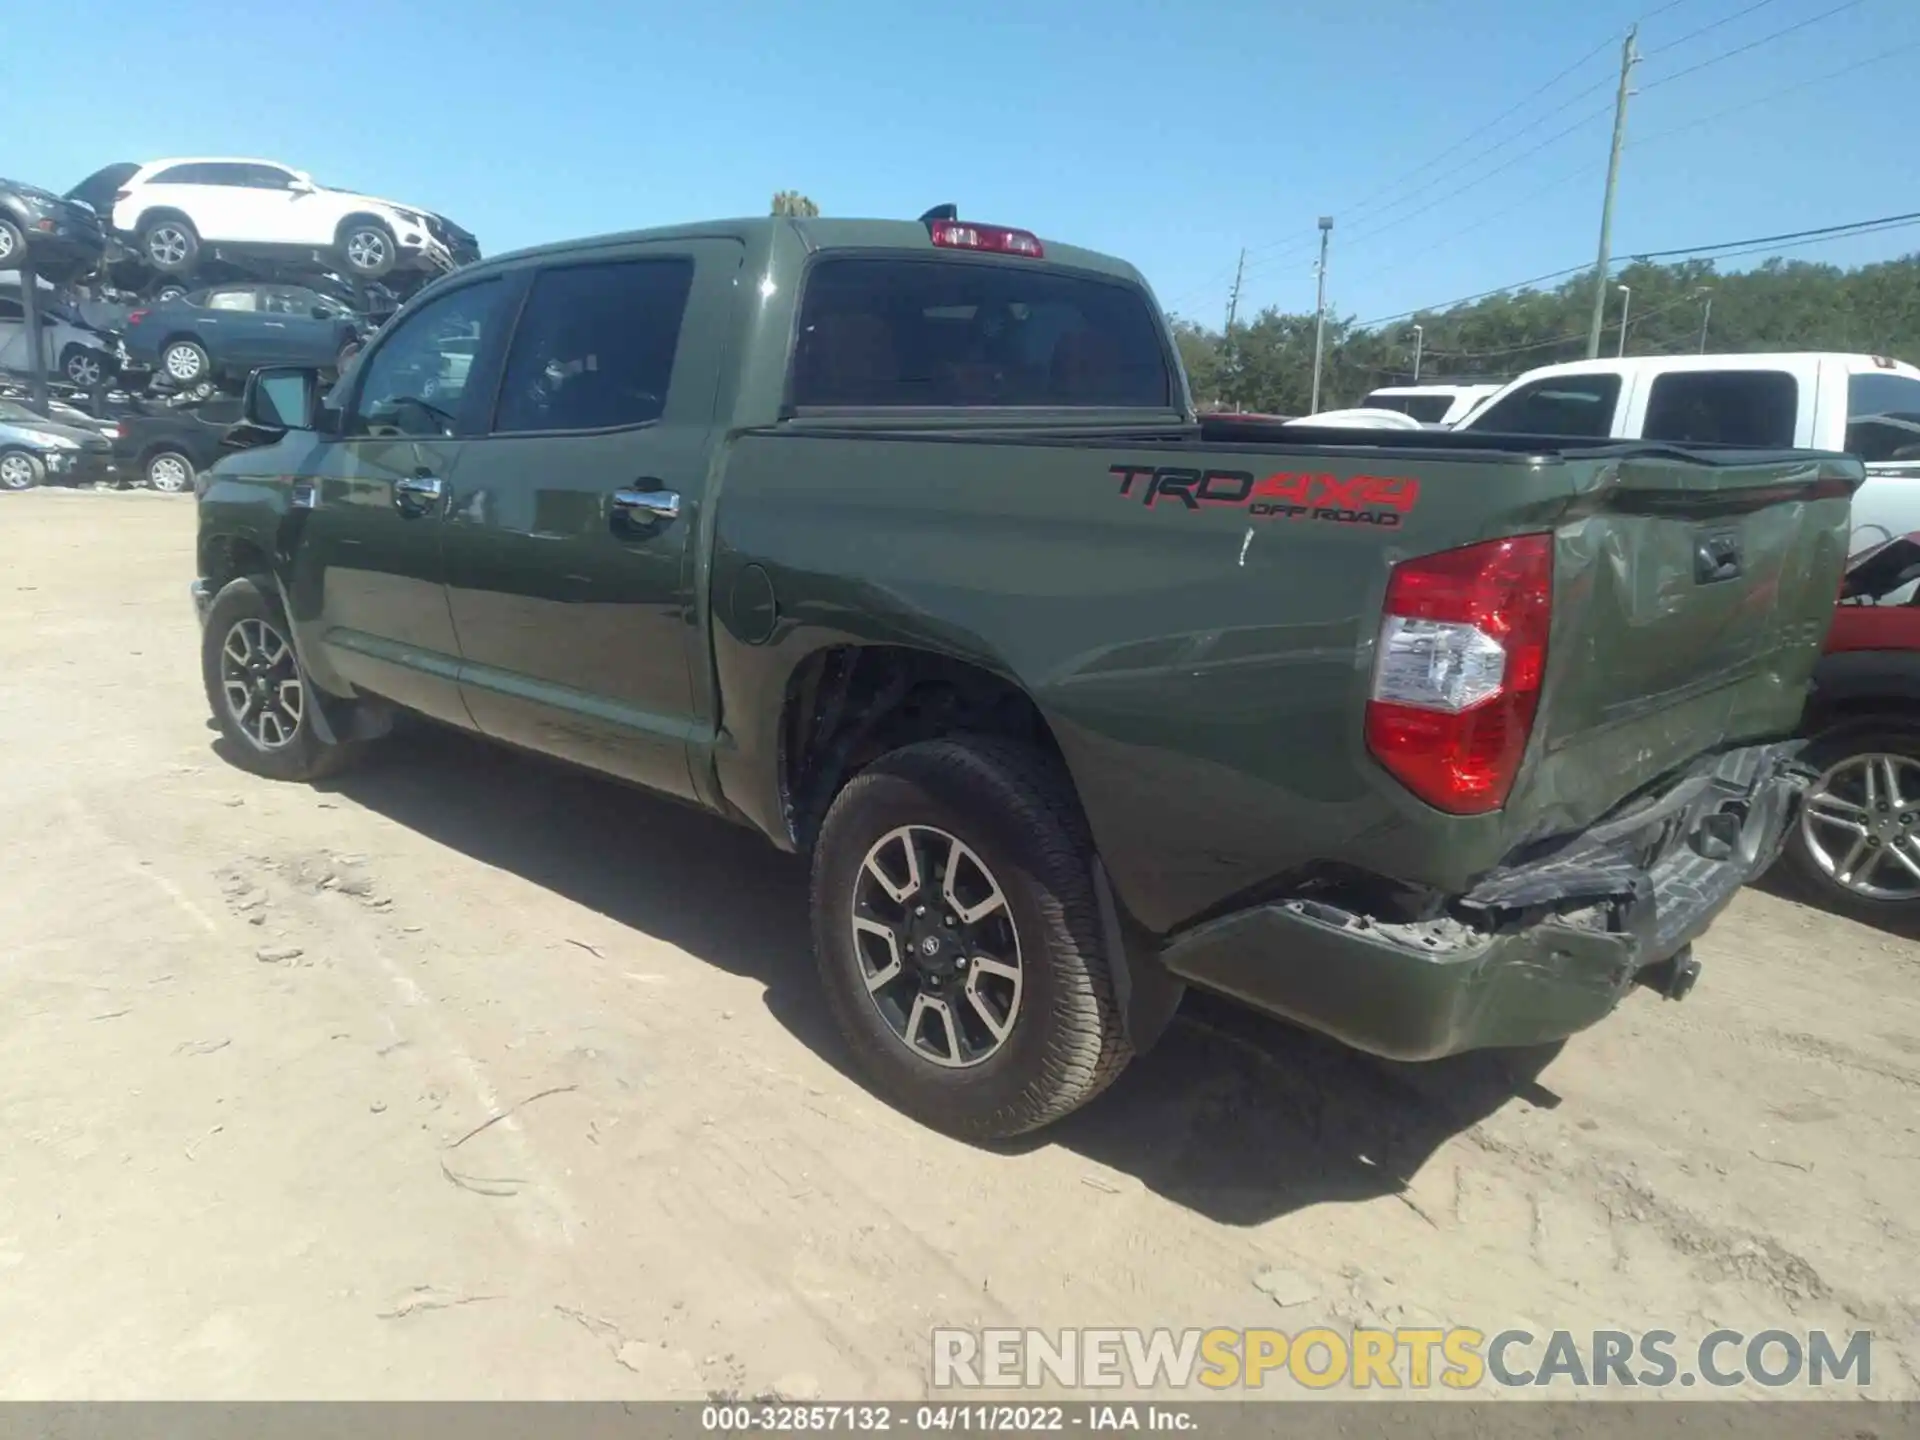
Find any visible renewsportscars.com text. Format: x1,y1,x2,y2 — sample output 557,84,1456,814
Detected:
930,1327,1873,1391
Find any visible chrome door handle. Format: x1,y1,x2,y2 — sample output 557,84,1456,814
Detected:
611,487,681,523
394,473,444,513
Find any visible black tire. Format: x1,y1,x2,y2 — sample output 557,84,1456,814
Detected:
144,449,194,494
160,338,210,388
337,220,397,279
0,216,25,272
201,575,362,783
60,344,112,389
810,736,1130,1140
139,215,200,274
0,447,44,491
151,280,189,304
1777,719,1920,925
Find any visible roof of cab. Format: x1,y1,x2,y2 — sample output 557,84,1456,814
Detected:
1496,352,1920,384
462,216,1149,288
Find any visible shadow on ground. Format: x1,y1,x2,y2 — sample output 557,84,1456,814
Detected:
312,726,1560,1226
1747,863,1920,944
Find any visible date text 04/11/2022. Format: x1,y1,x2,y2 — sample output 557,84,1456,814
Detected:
698,1403,1198,1432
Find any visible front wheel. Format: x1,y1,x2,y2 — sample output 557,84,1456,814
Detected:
1779,722,1920,924
338,222,397,279
0,448,44,491
60,344,111,389
201,575,362,782
0,217,26,270
810,736,1130,1140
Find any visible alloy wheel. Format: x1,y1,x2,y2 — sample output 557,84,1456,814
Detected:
0,226,16,262
850,825,1024,1068
0,453,36,490
1799,751,1920,902
66,352,103,387
147,453,192,493
219,617,304,750
345,229,389,272
148,226,190,267
165,345,204,382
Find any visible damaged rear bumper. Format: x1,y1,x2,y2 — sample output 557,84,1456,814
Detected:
1158,741,1809,1061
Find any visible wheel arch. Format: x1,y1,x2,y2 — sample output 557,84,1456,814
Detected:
774,643,1070,855
334,210,395,245
133,206,195,236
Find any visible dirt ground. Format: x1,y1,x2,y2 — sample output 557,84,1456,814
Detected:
1,488,1917,1402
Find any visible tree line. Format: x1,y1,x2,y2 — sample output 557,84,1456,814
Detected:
1171,251,1920,416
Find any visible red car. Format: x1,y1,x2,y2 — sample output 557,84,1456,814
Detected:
1777,534,1920,921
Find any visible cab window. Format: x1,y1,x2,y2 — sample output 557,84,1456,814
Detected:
1467,375,1621,437
344,279,504,438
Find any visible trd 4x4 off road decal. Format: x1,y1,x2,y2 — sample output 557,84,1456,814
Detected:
1110,464,1420,527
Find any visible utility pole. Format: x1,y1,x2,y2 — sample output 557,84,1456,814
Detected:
1222,248,1246,412
1697,290,1714,353
1585,25,1638,360
1411,324,1424,383
1310,216,1333,414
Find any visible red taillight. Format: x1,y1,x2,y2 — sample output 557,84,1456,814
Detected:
126,309,148,326
1364,534,1553,815
929,219,1045,258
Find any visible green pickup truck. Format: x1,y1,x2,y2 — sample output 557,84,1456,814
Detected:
191,210,1862,1139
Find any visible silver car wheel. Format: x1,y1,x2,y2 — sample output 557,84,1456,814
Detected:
147,452,193,493
1800,751,1920,902
345,229,390,272
148,225,191,267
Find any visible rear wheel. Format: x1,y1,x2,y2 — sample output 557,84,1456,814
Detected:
1780,721,1920,924
141,217,199,273
0,448,43,491
810,736,1130,1140
201,575,363,782
145,449,194,494
162,338,210,387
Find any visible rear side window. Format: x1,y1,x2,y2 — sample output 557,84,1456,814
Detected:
1846,373,1920,463
1366,392,1450,423
790,257,1172,409
493,258,694,434
1467,375,1621,437
1643,370,1797,447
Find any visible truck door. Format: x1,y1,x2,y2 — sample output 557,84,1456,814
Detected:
438,239,743,801
281,274,512,728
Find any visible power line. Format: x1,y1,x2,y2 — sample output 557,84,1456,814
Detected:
1353,209,1920,328
1640,0,1875,90
1630,37,1920,147
1641,0,1790,57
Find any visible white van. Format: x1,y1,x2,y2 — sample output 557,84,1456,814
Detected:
1459,353,1920,555
1361,383,1501,427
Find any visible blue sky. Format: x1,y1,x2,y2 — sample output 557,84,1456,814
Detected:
4,0,1912,328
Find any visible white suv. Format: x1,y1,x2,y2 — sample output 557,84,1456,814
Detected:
107,159,467,281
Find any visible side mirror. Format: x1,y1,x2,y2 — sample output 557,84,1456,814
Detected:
287,177,315,194
311,305,332,321
242,366,322,431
